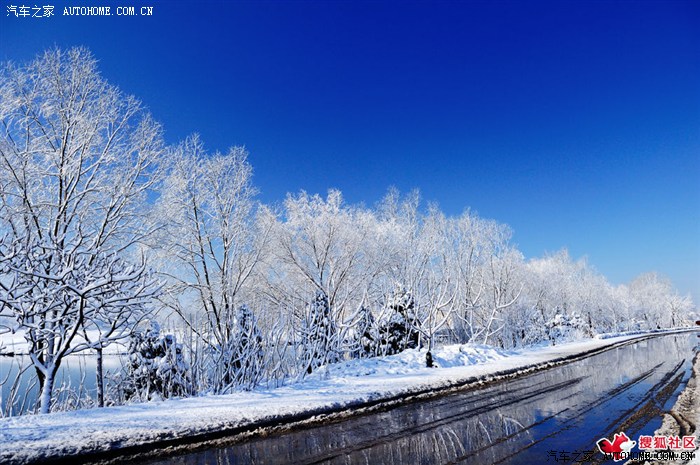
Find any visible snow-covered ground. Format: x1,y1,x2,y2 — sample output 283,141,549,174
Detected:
0,330,693,465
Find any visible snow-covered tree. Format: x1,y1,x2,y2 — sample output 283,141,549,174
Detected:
447,218,524,348
628,272,691,329
268,190,371,321
0,47,163,413
154,136,272,393
0,240,159,411
414,207,456,366
299,291,338,375
376,285,420,356
226,304,264,390
119,321,191,401
545,312,588,344
521,250,616,343
448,212,492,342
352,304,379,358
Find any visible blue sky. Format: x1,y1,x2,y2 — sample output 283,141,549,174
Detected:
1,0,699,302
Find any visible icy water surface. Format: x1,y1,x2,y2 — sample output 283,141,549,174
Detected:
0,355,122,415
144,333,699,465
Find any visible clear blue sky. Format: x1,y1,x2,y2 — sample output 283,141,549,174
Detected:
2,0,699,302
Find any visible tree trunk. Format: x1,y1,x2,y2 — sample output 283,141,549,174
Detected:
39,368,56,414
96,347,104,408
426,334,435,368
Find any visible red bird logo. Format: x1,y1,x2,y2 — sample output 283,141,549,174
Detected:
596,432,636,461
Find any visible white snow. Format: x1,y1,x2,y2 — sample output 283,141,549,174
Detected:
311,343,512,379
0,329,128,355
0,330,692,464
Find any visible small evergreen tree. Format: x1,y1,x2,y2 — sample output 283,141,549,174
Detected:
354,305,378,358
119,321,192,401
299,291,338,374
378,285,420,355
229,305,264,390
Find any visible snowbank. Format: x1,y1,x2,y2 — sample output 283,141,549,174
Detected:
0,329,694,465
312,343,512,379
647,350,700,465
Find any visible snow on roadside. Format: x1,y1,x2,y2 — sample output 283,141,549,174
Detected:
640,351,700,465
311,343,513,380
0,330,694,465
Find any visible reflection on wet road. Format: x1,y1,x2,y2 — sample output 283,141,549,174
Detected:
145,333,699,465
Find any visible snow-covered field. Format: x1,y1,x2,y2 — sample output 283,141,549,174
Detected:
1,330,693,465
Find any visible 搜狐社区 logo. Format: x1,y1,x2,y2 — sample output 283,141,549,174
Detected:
596,432,636,462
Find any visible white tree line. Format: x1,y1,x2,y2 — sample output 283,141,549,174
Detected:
0,48,695,415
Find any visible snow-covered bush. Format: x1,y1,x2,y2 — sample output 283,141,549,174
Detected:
117,321,191,401
299,291,338,375
376,286,421,356
226,305,264,390
355,305,379,358
545,313,589,344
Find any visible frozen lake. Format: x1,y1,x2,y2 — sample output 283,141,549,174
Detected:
0,354,123,416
